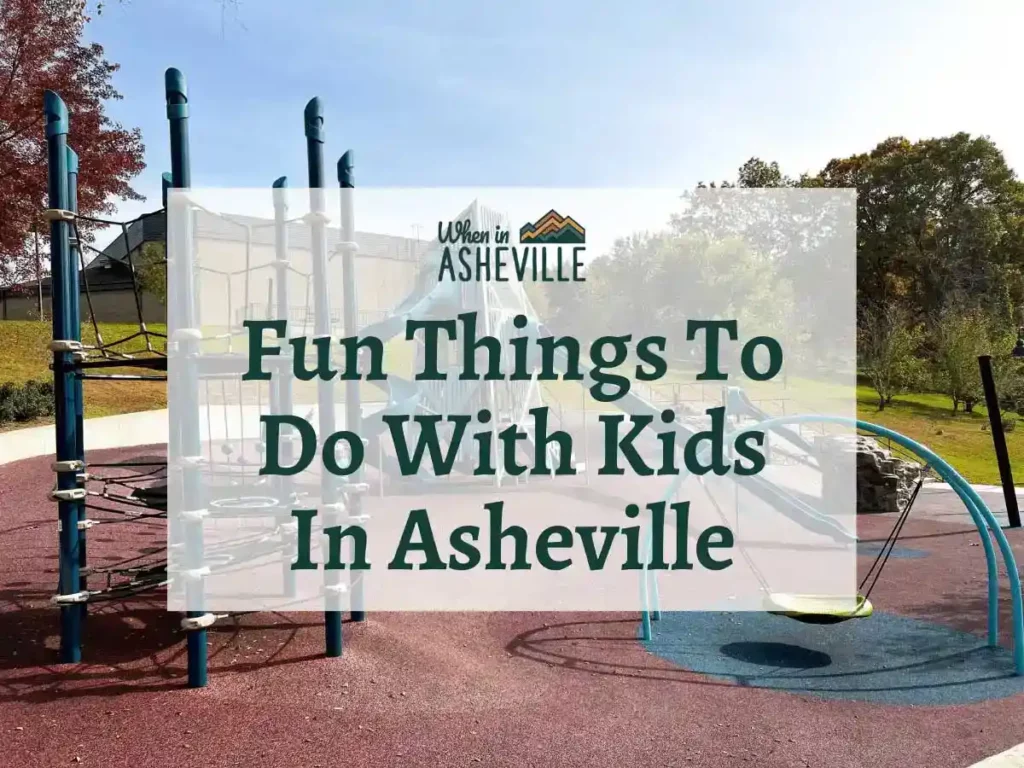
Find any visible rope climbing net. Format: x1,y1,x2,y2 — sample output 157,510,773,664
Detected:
43,201,334,606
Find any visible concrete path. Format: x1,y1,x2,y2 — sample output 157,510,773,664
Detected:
0,404,385,466
930,482,1024,496
0,410,169,466
970,743,1024,767
916,485,1021,528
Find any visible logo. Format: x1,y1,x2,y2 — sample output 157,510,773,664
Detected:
519,210,585,245
435,204,587,283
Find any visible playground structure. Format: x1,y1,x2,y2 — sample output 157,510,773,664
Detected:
39,67,1024,692
41,67,584,687
345,198,582,489
43,68,372,687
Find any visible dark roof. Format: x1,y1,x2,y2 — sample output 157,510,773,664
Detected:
5,209,164,295
98,210,167,264
94,209,427,264
8,259,138,298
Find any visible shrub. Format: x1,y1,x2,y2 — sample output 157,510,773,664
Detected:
0,379,55,425
0,383,15,424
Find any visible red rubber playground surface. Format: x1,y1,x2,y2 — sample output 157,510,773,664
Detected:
3,446,1024,767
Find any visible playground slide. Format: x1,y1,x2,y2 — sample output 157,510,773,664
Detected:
551,355,853,544
358,271,459,345
337,244,852,543
350,315,853,544
724,386,818,459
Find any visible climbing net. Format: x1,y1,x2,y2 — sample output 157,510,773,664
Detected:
62,209,167,370
48,198,332,608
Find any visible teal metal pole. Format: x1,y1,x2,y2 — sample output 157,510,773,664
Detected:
272,176,297,598
44,90,82,663
640,569,652,642
66,147,88,621
337,150,366,623
305,98,344,656
272,176,292,437
162,171,173,210
166,68,208,688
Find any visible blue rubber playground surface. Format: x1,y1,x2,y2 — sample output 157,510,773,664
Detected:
643,610,1024,705
857,543,930,559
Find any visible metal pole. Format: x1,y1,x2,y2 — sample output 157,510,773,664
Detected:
472,201,501,488
378,438,385,498
338,150,366,622
272,176,297,598
44,90,81,663
161,171,172,209
67,147,88,622
582,387,590,487
166,68,208,687
305,97,344,656
34,224,43,320
979,355,1021,528
272,178,293,445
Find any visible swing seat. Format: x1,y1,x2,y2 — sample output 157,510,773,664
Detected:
766,593,873,625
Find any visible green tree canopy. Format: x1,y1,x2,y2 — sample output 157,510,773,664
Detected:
808,134,1024,326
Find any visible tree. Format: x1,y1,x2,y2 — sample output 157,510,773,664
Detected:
993,354,1024,433
704,141,1024,338
811,134,1024,325
735,158,793,189
931,307,993,413
692,143,1024,377
135,241,166,306
671,178,853,372
0,0,144,287
553,230,798,375
858,302,924,410
695,157,795,190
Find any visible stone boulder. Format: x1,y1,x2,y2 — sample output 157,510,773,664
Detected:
817,434,924,514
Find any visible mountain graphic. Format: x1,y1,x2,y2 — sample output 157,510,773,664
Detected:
519,210,585,244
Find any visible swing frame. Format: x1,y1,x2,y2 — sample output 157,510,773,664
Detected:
639,415,1024,677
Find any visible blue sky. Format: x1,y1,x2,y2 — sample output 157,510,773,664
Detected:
86,0,1023,243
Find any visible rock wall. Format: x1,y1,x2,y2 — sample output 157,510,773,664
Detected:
818,434,924,514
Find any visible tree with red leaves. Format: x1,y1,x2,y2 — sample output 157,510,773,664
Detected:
0,0,144,289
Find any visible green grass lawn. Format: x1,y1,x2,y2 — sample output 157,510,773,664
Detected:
0,320,167,423
855,381,1021,486
538,375,1020,484
1,320,1018,484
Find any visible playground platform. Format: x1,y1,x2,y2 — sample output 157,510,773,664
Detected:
3,443,1024,767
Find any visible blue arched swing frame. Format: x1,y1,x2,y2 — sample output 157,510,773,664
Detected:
639,416,1024,676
